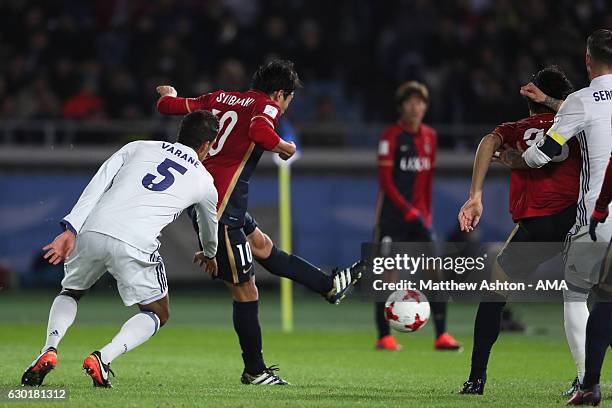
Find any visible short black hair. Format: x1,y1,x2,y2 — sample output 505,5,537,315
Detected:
251,59,302,95
177,110,219,150
526,66,573,114
587,29,612,66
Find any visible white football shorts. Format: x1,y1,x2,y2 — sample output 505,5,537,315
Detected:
564,219,612,291
62,231,167,306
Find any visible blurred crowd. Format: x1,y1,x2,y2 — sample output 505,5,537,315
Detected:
1,0,611,146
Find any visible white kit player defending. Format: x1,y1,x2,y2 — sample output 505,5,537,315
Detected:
520,38,612,395
21,110,220,388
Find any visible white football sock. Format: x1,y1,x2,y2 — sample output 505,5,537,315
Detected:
564,300,589,383
99,312,160,365
43,295,78,352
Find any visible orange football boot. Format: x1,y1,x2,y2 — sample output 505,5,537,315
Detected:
83,351,114,388
21,347,57,386
434,332,462,351
375,335,403,351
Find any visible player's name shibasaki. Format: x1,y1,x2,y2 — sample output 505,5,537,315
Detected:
372,279,569,292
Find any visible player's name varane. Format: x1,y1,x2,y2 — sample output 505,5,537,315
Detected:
373,279,527,291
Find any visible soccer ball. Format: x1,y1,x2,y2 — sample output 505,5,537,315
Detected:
384,290,430,333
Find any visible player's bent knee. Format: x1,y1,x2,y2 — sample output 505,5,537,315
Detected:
157,310,169,327
248,230,273,259
229,279,259,302
256,235,273,259
142,308,168,327
139,298,170,326
60,288,87,301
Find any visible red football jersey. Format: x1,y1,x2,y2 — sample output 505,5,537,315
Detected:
492,113,580,221
376,122,437,228
158,89,281,226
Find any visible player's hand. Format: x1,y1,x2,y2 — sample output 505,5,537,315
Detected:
404,207,422,223
278,141,296,161
156,85,177,98
520,82,547,104
495,142,527,169
42,230,76,265
458,197,483,232
589,207,609,241
193,251,218,277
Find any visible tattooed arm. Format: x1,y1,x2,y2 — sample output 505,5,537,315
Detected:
520,82,563,112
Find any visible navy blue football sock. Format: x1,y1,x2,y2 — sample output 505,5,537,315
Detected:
375,302,391,339
582,301,612,388
233,301,266,375
430,301,447,338
257,245,333,294
469,299,506,381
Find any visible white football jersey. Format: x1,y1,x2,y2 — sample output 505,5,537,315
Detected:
539,74,612,227
63,141,218,257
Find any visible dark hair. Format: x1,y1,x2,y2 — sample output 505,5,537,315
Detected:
177,110,219,150
395,81,429,107
251,59,302,95
587,29,612,65
527,66,573,114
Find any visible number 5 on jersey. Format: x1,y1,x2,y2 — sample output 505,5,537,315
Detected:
142,158,188,191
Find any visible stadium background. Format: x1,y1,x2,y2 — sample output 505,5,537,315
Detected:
0,2,611,406
5,0,611,286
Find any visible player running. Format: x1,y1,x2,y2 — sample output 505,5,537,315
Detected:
509,29,612,402
457,66,578,395
21,111,220,388
373,81,461,352
156,60,362,385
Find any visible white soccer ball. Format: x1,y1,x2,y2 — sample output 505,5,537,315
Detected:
384,290,430,333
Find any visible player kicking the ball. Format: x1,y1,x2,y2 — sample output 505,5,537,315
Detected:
21,111,220,388
458,66,578,395
157,60,362,385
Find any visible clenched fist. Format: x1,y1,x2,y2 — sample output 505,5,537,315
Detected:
156,85,177,98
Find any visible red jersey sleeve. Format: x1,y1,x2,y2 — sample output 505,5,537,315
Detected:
491,122,515,146
157,93,214,115
430,128,438,167
595,154,612,212
377,127,417,218
377,127,395,166
248,100,281,150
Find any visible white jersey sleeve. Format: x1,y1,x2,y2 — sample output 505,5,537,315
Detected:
194,176,218,258
63,142,138,233
546,94,587,145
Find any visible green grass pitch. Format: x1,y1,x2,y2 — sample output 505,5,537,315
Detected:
0,289,609,407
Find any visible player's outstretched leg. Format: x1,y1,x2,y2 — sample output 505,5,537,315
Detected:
248,226,362,304
567,300,611,406
460,295,506,395
83,296,167,388
228,278,289,385
22,290,82,386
